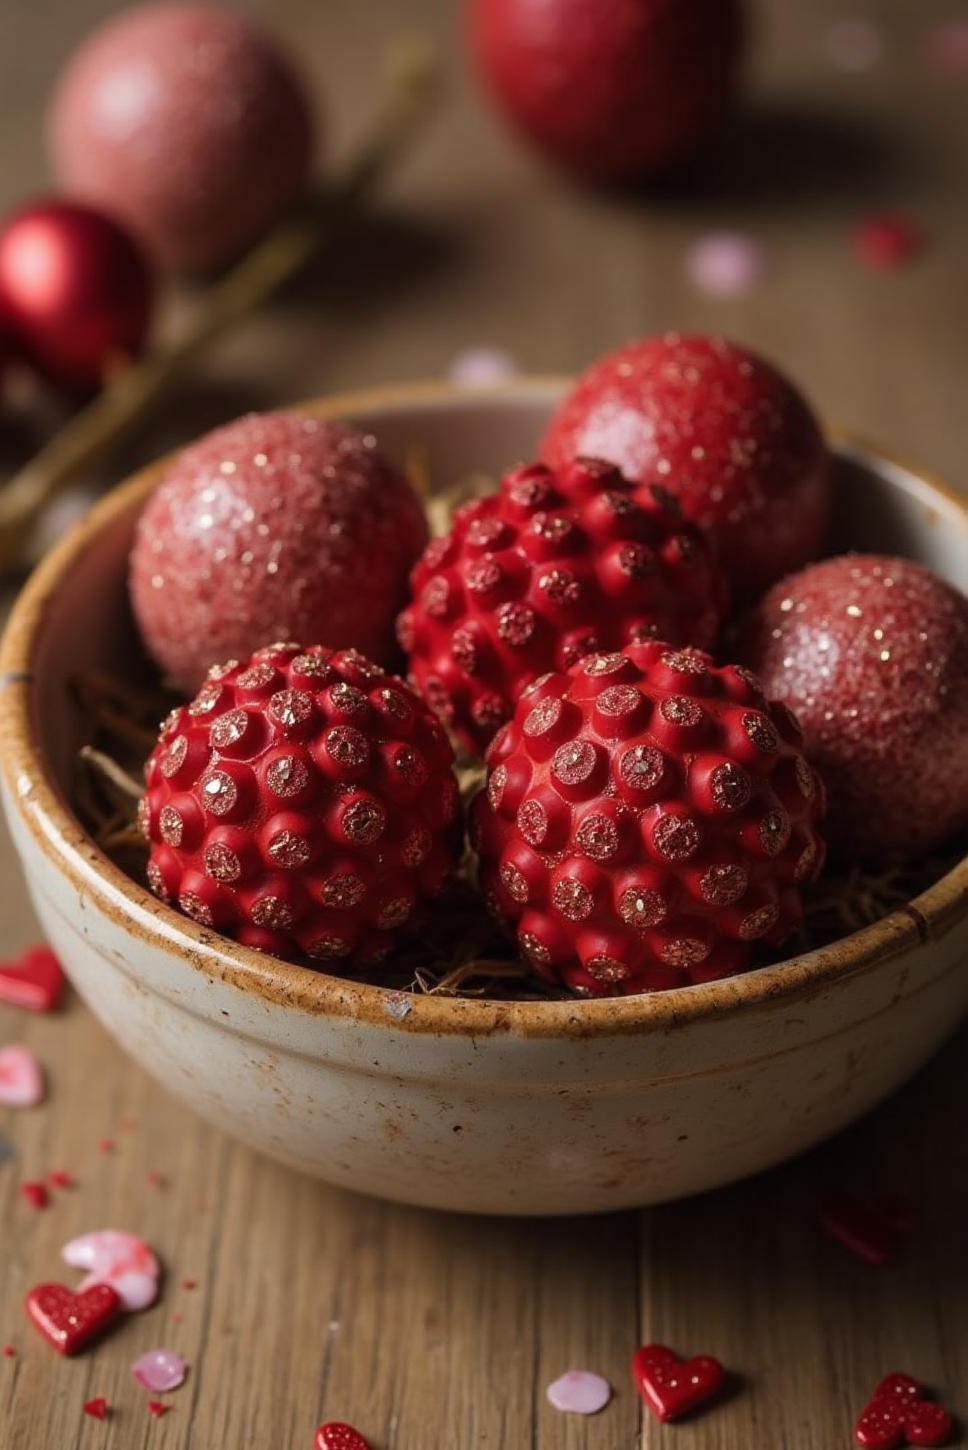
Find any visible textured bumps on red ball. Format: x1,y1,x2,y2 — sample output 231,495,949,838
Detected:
542,333,830,596
140,643,461,969
398,457,727,755
129,411,429,693
744,553,968,865
472,641,825,996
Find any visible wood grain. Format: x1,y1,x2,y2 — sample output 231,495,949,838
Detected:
1,0,966,1445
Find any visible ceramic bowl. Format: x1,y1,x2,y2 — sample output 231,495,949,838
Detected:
2,380,967,1215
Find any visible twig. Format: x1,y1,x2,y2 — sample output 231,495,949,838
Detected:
78,745,143,802
0,40,438,569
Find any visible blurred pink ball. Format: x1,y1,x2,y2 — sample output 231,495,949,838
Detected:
48,3,316,271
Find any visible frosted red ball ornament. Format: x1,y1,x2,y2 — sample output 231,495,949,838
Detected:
744,554,968,864
398,456,727,755
0,199,152,393
130,411,428,694
48,2,315,271
472,641,826,995
141,643,461,967
469,0,745,183
543,334,830,596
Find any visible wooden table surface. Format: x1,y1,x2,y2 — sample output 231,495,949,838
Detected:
1,0,966,1446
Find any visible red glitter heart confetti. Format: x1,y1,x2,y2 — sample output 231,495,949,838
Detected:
25,1282,121,1355
0,1045,44,1107
853,215,924,270
546,1369,612,1414
62,1229,160,1313
632,1343,727,1422
820,1192,916,1266
855,1373,953,1448
132,1348,187,1393
0,946,64,1012
83,1398,109,1420
315,1424,373,1450
20,1181,49,1210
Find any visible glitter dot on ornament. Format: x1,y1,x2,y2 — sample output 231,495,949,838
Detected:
853,215,924,270
684,232,766,298
546,1370,612,1415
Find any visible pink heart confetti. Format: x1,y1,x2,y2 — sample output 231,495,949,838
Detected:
448,346,518,387
61,1229,160,1313
546,1370,612,1415
684,233,766,298
0,1044,44,1108
825,18,883,72
132,1348,187,1393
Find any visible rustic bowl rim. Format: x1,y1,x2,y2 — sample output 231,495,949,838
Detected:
2,376,966,1040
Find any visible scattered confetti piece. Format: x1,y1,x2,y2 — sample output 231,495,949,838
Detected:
825,18,883,72
315,1424,373,1450
132,1349,187,1393
147,1400,169,1418
48,1170,75,1190
448,346,518,388
119,1117,138,1131
0,946,65,1012
20,1181,49,1210
62,1230,160,1313
855,1373,952,1448
3,1345,16,1357
546,1370,612,1415
146,1170,165,1188
820,1192,915,1266
632,1344,728,1423
0,1045,45,1108
853,215,924,270
924,19,968,77
180,1278,197,1291
684,232,767,298
97,1138,115,1154
26,1283,121,1356
83,1398,109,1421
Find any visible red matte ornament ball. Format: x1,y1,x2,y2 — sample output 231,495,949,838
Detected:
469,0,745,183
129,411,428,694
0,200,153,393
543,333,830,596
48,2,315,271
472,639,825,995
744,554,968,864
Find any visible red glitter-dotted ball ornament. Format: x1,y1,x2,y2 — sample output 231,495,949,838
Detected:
469,0,745,183
399,456,727,755
130,411,429,694
48,3,315,271
745,554,968,864
472,641,825,995
543,334,830,596
0,199,152,393
141,643,461,967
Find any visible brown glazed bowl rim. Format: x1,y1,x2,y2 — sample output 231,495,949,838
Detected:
1,378,966,1039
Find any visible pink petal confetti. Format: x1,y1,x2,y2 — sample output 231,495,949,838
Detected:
825,18,883,72
0,1044,44,1107
61,1230,160,1313
546,1370,612,1415
853,214,924,269
448,346,518,387
684,232,767,298
924,19,968,77
132,1349,187,1393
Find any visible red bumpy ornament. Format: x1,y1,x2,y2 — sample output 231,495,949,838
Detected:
469,0,745,183
130,411,428,693
543,333,830,596
399,456,726,755
472,641,825,995
141,643,461,968
0,199,152,393
745,554,968,864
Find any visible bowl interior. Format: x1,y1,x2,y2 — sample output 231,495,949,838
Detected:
12,379,968,1025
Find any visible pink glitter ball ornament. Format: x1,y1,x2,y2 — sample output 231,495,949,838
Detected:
744,554,968,864
47,3,315,271
130,411,428,693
